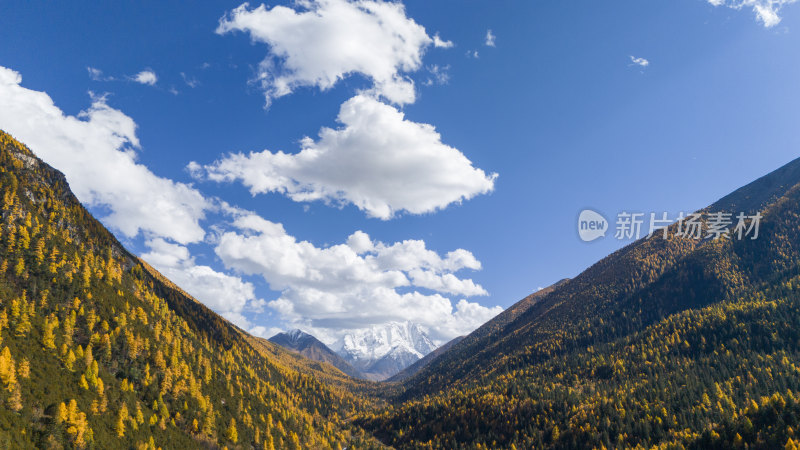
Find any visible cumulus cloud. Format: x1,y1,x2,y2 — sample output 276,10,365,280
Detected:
214,212,498,342
438,299,503,339
433,33,454,48
0,64,498,345
195,94,497,219
0,64,271,332
250,325,286,339
141,238,264,329
216,0,437,105
407,270,487,297
132,69,158,86
485,29,496,47
0,65,208,244
707,0,797,27
629,56,650,67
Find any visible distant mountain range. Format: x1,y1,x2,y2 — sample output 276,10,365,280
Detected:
332,321,437,381
268,330,365,379
270,322,438,381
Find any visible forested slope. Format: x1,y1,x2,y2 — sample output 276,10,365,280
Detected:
0,130,381,449
361,157,800,448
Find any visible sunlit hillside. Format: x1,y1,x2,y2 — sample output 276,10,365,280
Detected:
0,130,382,449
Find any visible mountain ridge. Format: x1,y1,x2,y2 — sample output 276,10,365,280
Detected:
269,329,365,379
333,321,437,381
0,129,379,448
388,335,465,382
360,155,800,448
396,154,800,397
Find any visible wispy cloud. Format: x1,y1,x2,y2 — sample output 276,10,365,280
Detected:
181,72,200,88
423,64,450,86
707,0,797,27
87,66,114,81
485,29,496,47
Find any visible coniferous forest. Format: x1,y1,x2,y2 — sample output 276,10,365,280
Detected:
4,125,800,450
0,131,381,448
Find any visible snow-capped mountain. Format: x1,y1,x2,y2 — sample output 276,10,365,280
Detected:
332,322,437,380
269,329,364,378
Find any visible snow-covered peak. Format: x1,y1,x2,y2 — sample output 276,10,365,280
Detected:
286,328,309,341
334,321,437,363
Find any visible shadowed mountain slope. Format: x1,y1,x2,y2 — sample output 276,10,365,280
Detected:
361,156,800,448
269,330,365,379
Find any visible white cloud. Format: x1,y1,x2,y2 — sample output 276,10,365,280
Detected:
88,67,163,86
0,64,497,345
0,65,209,244
707,0,797,27
630,55,650,67
216,0,436,105
141,237,193,268
195,94,496,219
88,67,103,80
250,325,285,339
0,64,271,332
346,230,374,253
181,72,200,88
407,270,487,297
87,66,112,81
132,69,158,86
433,33,454,48
423,64,450,86
141,238,263,329
370,239,483,274
439,299,503,339
214,212,498,342
485,29,496,47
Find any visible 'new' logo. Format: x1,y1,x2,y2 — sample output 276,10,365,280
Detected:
578,209,607,242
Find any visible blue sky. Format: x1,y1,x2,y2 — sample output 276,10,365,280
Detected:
1,0,798,344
